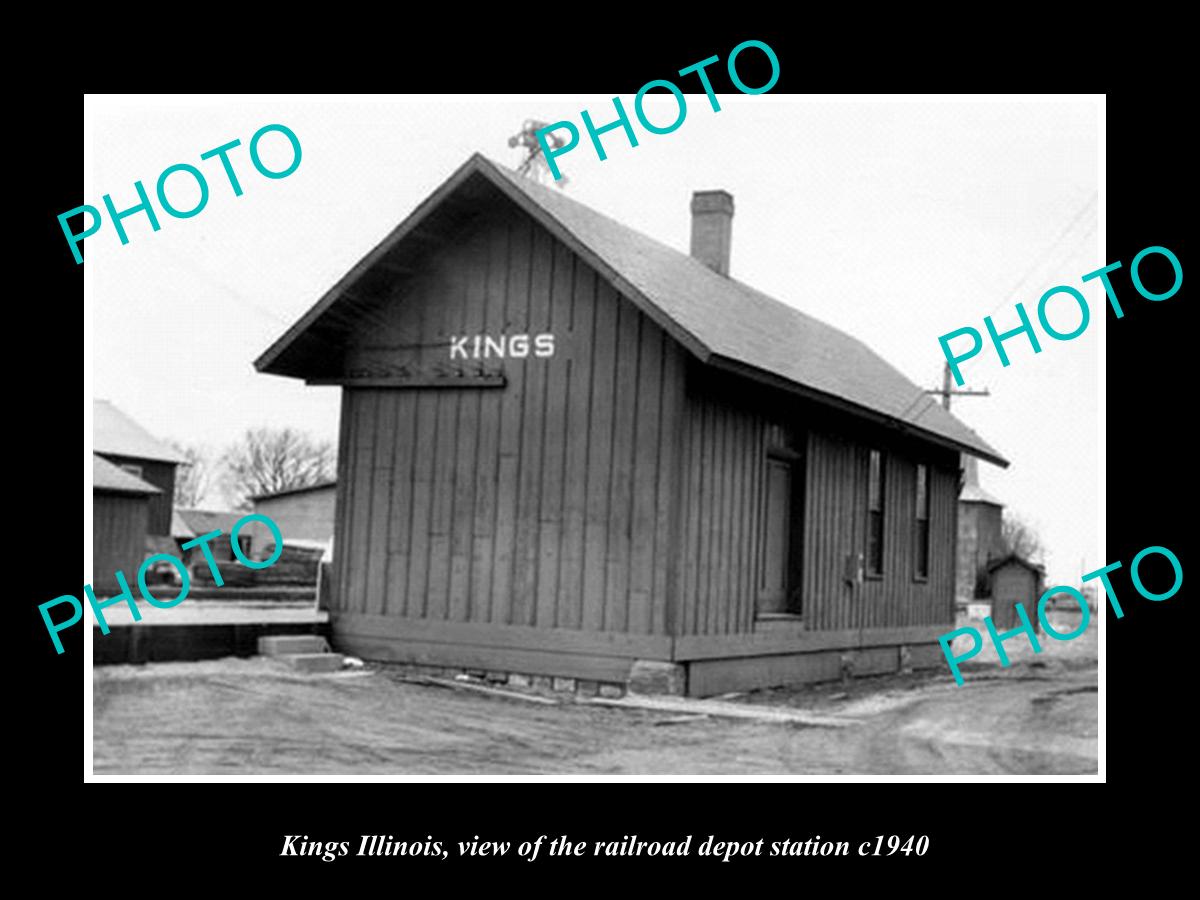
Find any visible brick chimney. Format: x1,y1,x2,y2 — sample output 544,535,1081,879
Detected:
690,190,734,276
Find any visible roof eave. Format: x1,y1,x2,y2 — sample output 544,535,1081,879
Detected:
94,485,161,497
256,154,714,377
707,354,1010,468
255,154,492,375
250,481,337,501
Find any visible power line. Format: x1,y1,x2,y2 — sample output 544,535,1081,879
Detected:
926,195,1098,417
985,190,1098,318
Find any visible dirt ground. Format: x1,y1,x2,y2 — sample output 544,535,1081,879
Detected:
92,611,1097,776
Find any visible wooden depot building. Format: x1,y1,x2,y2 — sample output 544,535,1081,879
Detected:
256,154,1008,696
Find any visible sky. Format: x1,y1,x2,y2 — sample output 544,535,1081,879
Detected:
85,94,1100,585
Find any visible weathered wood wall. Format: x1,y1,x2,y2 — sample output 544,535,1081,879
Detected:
331,204,688,639
97,455,175,536
676,388,773,637
251,487,337,545
803,430,958,630
93,491,149,593
675,373,959,637
327,197,959,680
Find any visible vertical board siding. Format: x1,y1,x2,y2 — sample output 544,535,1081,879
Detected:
332,201,956,644
99,458,176,537
490,213,532,626
676,384,958,637
332,392,354,613
364,393,396,616
800,430,957,633
558,264,597,631
677,387,767,637
604,302,641,633
449,227,488,621
535,242,574,628
468,221,509,622
93,493,150,593
512,225,552,627
333,205,685,637
655,339,685,636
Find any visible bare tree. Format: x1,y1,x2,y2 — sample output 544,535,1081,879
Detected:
220,428,335,509
1000,512,1045,564
171,442,213,508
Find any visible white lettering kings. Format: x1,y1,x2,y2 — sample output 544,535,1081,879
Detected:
449,333,555,360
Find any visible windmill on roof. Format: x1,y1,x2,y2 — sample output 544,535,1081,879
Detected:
508,119,569,188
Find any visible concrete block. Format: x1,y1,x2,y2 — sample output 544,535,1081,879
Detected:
898,644,913,674
508,673,532,688
907,643,947,671
552,677,577,693
598,683,624,699
258,634,328,656
485,671,509,684
627,660,686,696
575,679,599,698
839,652,855,683
532,675,554,690
281,653,343,674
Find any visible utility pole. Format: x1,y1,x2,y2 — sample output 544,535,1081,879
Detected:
926,362,990,411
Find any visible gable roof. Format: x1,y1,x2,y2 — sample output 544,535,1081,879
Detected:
961,481,1004,506
170,509,196,540
94,399,189,465
93,454,161,495
256,153,1006,466
251,479,337,502
177,508,244,536
987,553,1044,575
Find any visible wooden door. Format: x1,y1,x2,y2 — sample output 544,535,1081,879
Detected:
758,457,793,614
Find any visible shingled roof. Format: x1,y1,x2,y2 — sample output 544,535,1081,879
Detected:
94,399,189,464
256,153,1006,466
93,454,161,495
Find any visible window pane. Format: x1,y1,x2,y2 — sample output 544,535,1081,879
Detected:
868,511,884,574
915,520,929,578
916,464,928,520
868,450,882,510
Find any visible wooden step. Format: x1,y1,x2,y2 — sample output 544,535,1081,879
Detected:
279,652,344,673
258,634,329,656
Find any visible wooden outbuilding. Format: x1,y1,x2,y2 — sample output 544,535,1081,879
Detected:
92,454,159,593
987,555,1044,631
256,154,1008,696
248,481,337,548
94,399,188,538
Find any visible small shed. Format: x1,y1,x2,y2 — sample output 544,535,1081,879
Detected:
94,399,188,537
249,481,337,548
987,554,1044,631
93,454,160,593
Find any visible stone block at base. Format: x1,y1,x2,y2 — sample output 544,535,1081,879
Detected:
627,660,686,696
280,653,344,673
258,635,329,656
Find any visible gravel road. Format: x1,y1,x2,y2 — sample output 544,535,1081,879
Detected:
93,653,1097,775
